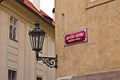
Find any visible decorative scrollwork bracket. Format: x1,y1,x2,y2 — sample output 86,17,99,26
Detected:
36,53,58,69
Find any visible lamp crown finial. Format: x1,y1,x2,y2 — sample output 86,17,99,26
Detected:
34,21,40,29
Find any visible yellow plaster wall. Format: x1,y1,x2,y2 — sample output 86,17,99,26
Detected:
56,0,120,78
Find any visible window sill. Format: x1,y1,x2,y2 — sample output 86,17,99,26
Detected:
9,38,18,42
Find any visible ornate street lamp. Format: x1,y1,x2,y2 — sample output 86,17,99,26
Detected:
29,22,57,68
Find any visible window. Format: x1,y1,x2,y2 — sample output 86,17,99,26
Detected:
9,16,18,41
36,77,42,80
8,70,17,80
86,0,114,8
90,0,96,2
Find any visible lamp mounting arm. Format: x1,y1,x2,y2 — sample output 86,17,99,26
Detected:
36,53,58,68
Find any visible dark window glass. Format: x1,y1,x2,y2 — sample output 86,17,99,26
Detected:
37,77,42,80
8,70,17,80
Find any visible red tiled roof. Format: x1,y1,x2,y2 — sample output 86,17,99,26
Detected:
17,0,55,26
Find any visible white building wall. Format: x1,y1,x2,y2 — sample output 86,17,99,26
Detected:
0,9,9,80
8,39,18,70
18,21,26,80
25,24,32,80
0,2,56,80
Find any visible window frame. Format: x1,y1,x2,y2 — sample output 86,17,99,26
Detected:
9,16,18,42
86,0,114,9
8,69,17,80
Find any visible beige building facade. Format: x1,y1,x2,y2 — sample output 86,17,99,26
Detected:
55,0,120,80
0,0,56,80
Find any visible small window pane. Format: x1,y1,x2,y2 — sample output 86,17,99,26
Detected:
13,27,16,40
9,25,13,39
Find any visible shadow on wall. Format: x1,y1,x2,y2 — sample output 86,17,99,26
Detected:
57,70,120,80
72,70,120,80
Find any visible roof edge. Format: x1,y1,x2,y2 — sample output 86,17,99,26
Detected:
16,0,55,27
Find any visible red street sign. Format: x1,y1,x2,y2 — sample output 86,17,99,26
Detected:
64,28,88,46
